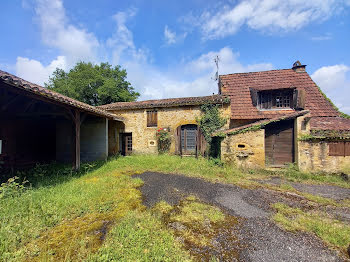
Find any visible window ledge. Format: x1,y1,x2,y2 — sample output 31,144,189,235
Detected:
258,108,294,111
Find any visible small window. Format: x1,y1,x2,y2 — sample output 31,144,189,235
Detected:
147,110,157,127
329,142,350,156
258,90,293,110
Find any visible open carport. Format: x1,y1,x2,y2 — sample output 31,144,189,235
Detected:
0,70,124,176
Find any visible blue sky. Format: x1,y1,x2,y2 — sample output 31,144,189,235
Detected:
1,0,350,113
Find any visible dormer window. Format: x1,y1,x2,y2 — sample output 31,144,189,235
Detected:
257,90,293,110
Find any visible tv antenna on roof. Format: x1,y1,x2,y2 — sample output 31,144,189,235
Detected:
213,55,220,83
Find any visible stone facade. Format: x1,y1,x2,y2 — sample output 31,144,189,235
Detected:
296,114,350,173
109,104,231,155
220,113,350,173
221,130,265,169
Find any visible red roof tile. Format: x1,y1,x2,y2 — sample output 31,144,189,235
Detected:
99,95,229,110
310,117,350,131
0,70,123,121
219,69,340,119
214,110,309,136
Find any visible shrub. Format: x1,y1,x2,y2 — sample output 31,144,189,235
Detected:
0,176,28,199
156,128,171,153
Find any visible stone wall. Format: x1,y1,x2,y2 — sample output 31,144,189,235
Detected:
109,103,230,155
56,116,110,163
296,114,350,173
80,116,108,162
221,129,265,169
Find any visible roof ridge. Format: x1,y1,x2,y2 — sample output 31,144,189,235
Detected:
99,94,227,108
219,68,295,77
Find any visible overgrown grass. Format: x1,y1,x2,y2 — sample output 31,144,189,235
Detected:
0,158,190,261
88,211,190,262
272,203,350,253
151,196,239,260
1,154,349,261
282,164,350,188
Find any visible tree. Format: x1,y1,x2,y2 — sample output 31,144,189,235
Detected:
45,62,139,106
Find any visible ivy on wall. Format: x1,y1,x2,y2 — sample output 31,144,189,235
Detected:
197,103,227,144
197,103,227,157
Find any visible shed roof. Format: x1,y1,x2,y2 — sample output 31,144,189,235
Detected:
0,70,123,121
310,117,350,131
214,110,310,136
219,68,340,119
99,95,229,110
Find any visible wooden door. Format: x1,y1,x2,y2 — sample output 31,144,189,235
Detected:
181,125,197,155
265,120,294,166
120,133,132,156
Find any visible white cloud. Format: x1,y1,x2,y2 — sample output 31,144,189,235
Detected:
16,56,67,85
16,0,99,83
34,0,99,65
15,2,274,101
312,64,350,114
124,47,273,100
107,8,148,65
189,0,349,39
311,35,332,41
164,26,177,45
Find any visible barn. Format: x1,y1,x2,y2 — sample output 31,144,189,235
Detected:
0,70,123,176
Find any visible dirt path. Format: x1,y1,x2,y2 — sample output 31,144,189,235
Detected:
134,172,347,262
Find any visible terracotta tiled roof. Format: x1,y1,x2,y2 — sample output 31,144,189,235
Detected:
214,110,310,136
0,70,123,121
310,117,350,131
99,95,229,110
219,69,340,119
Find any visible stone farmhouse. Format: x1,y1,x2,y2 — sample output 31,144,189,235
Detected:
0,61,349,174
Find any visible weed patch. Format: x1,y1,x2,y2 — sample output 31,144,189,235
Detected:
152,196,241,261
272,203,350,254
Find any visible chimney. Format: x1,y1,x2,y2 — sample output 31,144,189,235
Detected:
292,60,306,72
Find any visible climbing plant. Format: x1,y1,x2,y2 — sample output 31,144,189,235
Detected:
156,128,171,153
197,103,227,157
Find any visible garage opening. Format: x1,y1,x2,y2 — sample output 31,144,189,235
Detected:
265,119,294,166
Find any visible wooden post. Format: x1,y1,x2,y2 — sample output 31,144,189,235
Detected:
73,110,80,170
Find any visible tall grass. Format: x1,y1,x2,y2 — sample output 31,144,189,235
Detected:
0,157,190,261
0,154,348,261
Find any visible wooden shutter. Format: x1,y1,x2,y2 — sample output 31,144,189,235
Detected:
147,111,157,127
345,142,350,156
250,88,258,107
329,142,345,156
292,89,298,109
297,89,306,109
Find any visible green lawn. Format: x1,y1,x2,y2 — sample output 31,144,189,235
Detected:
0,155,349,261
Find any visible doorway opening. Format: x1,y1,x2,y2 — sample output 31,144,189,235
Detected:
181,124,197,155
265,120,294,166
120,133,132,156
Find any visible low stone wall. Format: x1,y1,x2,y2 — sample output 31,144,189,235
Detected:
298,141,350,173
221,129,265,169
296,114,350,173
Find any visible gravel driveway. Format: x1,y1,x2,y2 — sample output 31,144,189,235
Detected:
254,177,350,200
134,172,348,262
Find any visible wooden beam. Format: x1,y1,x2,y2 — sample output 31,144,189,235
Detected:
73,110,81,170
1,94,21,111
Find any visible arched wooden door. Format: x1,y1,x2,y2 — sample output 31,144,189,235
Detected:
180,124,197,155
